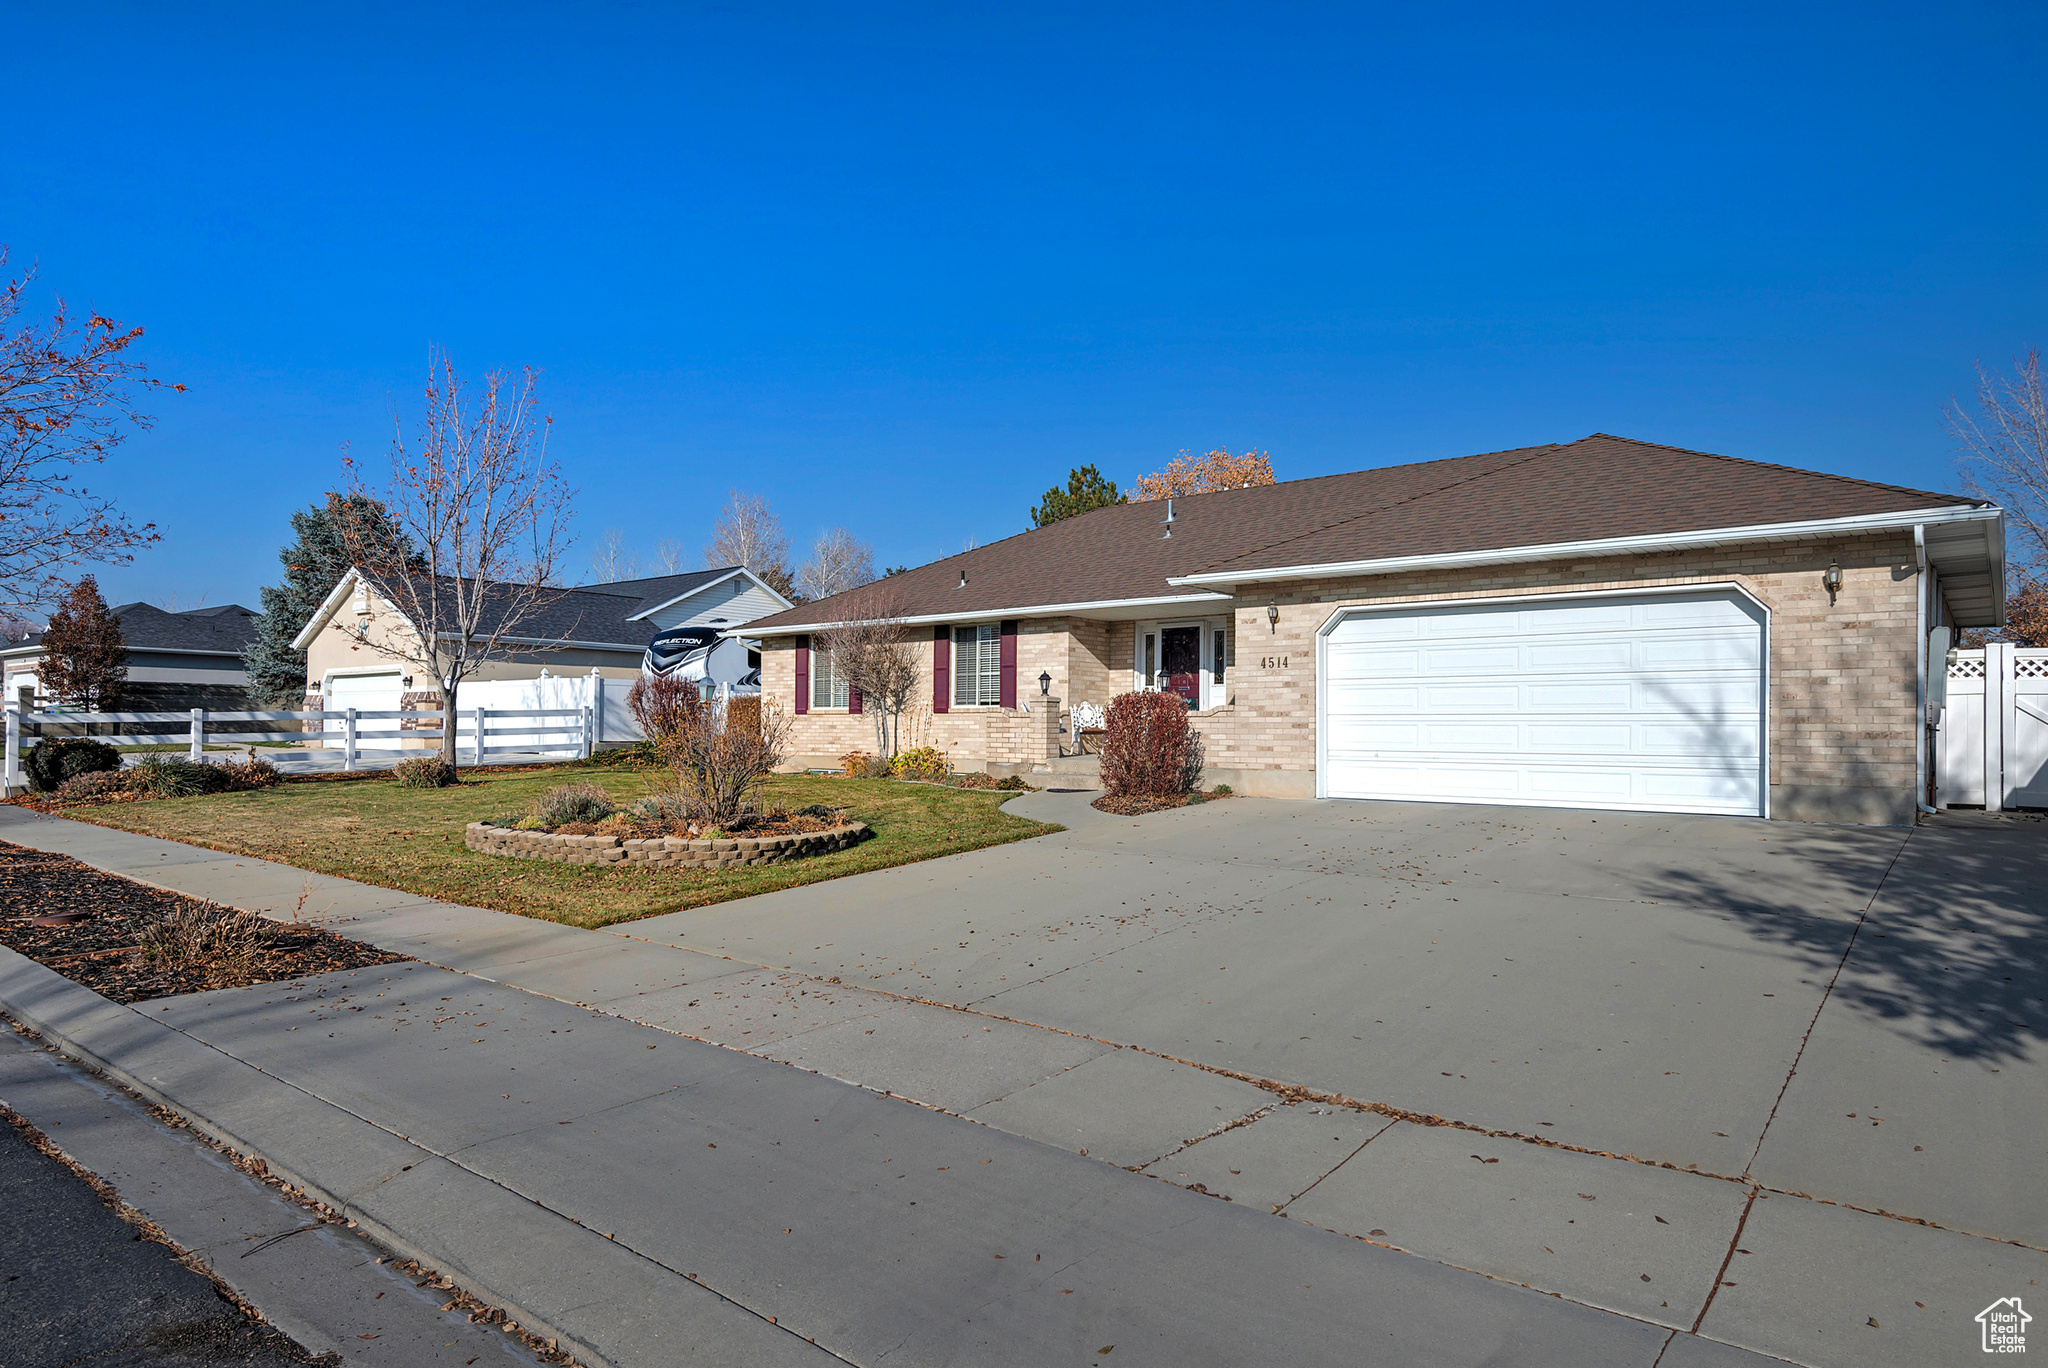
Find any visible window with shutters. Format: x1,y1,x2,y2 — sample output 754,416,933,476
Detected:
810,643,850,709
952,624,1002,706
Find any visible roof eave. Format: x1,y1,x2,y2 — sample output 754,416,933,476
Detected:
625,566,796,622
1168,505,2002,593
751,590,1237,637
290,570,364,650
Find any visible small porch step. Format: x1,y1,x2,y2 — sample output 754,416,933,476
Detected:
1030,753,1103,790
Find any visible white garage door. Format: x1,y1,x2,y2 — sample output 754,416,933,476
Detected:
1320,591,1765,816
325,671,404,713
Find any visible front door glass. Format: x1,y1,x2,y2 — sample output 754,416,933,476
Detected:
1161,625,1202,706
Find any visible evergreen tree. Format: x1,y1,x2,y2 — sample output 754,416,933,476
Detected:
243,494,416,705
37,576,126,708
1029,465,1125,527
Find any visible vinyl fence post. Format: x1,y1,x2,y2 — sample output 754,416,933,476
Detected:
3,708,18,794
471,709,485,767
344,708,359,772
582,705,594,759
189,708,206,764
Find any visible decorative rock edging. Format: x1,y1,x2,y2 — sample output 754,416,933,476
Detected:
463,820,870,869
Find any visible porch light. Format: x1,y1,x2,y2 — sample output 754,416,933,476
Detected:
1267,602,1279,631
1823,561,1843,604
1038,670,1051,696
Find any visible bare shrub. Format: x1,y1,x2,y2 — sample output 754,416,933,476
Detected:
535,782,616,827
391,754,455,788
627,674,700,761
137,904,274,983
670,694,790,825
1098,692,1204,799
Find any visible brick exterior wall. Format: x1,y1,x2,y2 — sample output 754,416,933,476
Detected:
763,534,1922,820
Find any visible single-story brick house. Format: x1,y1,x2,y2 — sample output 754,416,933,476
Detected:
744,434,2006,824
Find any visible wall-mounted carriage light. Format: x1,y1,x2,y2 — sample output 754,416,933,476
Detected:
1267,602,1280,631
1823,561,1843,605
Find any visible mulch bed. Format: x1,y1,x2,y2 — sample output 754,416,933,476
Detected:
1091,792,1226,816
0,841,406,1004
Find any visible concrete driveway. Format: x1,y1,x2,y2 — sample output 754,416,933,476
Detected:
614,791,2047,1365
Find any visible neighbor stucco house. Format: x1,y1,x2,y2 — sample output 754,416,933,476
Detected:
744,434,2005,824
293,565,792,715
2,602,262,713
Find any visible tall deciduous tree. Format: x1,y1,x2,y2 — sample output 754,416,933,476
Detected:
1030,465,1124,527
1130,448,1276,501
37,575,126,709
333,349,573,766
704,490,796,599
0,250,179,614
816,586,917,757
796,527,875,603
1947,349,2048,646
587,527,640,583
243,493,416,706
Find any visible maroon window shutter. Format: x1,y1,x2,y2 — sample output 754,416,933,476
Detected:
932,626,950,713
794,636,810,715
999,621,1018,709
848,686,862,714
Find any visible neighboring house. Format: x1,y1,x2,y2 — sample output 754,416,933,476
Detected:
746,434,2006,824
2,603,261,713
291,565,792,715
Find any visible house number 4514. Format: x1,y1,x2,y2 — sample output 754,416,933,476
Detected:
1260,655,1290,669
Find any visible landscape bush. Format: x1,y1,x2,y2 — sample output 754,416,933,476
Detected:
217,756,283,790
995,774,1030,791
23,737,121,793
627,674,699,764
534,781,616,827
665,695,791,824
127,755,231,798
888,746,948,782
137,903,274,981
391,754,457,788
53,769,132,802
1098,691,1204,799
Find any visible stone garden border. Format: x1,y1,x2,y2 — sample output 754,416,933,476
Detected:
464,820,870,870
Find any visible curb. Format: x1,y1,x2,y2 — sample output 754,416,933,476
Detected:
0,947,809,1368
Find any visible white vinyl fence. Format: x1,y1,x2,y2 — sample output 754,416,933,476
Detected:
1936,643,2048,810
1,705,594,793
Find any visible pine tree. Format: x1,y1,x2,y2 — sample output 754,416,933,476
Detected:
1030,465,1125,527
243,494,416,705
37,576,126,709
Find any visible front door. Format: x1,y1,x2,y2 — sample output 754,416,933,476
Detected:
1160,625,1203,706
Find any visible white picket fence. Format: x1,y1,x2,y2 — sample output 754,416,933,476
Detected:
1,705,594,792
1936,643,2048,810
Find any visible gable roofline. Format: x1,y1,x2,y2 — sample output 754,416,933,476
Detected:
290,568,366,650
1170,503,2001,589
625,566,795,622
749,591,1236,638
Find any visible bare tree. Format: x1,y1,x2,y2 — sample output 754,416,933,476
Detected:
587,527,640,583
0,250,180,614
1948,348,2048,574
652,537,688,574
796,527,876,603
334,348,573,767
816,585,917,757
704,490,794,598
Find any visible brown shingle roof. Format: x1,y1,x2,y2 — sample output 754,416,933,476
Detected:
748,434,1978,631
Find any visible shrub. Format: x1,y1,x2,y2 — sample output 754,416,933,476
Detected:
535,782,616,827
625,792,691,825
127,755,231,799
627,675,700,763
136,903,274,981
23,737,121,793
839,751,873,777
1098,691,1205,799
218,756,282,791
1209,783,1233,796
995,775,1029,791
796,803,837,820
888,746,949,782
53,769,132,803
667,695,791,825
391,754,457,789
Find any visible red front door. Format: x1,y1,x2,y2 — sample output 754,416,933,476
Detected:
1161,625,1202,706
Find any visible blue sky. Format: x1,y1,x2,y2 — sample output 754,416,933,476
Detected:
5,2,2044,611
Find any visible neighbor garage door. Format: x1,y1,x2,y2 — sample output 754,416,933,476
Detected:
1320,591,1765,816
325,671,404,714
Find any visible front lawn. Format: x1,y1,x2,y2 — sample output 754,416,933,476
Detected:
59,767,1059,929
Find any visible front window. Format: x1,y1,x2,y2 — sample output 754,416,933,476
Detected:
811,643,850,709
953,624,1001,706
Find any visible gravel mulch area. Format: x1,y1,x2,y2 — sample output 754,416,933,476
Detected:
0,841,406,1004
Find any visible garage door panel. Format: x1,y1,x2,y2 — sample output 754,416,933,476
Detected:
1327,645,1423,674
1321,592,1764,817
